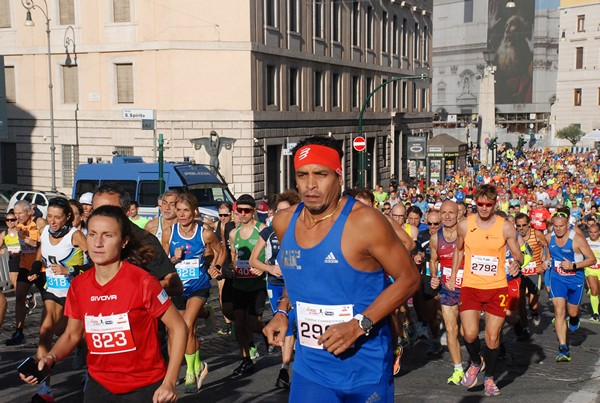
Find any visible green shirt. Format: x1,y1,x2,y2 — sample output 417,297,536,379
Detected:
233,221,266,291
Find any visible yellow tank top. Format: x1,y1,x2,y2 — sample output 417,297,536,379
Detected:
3,231,20,253
463,215,508,290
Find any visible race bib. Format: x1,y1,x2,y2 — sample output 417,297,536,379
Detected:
442,266,463,288
176,259,200,281
85,313,136,355
296,301,353,349
235,260,256,278
46,273,71,290
554,261,575,276
7,244,21,253
522,261,537,276
470,255,499,276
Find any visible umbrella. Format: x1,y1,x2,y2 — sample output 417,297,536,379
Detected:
582,128,600,141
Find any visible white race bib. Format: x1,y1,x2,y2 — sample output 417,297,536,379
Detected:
522,261,537,276
84,312,136,355
235,259,255,278
470,255,499,276
554,261,575,276
442,266,463,288
296,301,353,349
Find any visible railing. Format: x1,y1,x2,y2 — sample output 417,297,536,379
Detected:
0,253,12,291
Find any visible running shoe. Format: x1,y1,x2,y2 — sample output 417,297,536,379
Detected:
184,373,196,394
5,330,26,346
591,313,600,322
484,377,501,396
195,362,209,391
232,358,255,376
555,345,571,362
447,368,465,385
393,346,403,376
217,323,232,335
249,345,259,361
26,292,37,315
531,312,541,327
275,368,290,389
31,382,55,402
460,356,484,388
568,317,580,332
204,305,215,334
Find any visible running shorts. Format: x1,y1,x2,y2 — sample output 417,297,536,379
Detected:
584,268,600,279
290,372,394,403
506,278,521,312
548,277,585,306
233,287,268,317
459,286,508,318
439,284,461,307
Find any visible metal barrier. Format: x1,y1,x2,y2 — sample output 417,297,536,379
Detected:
0,253,12,291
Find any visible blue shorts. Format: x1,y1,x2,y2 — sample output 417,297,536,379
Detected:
290,372,394,403
440,285,461,307
267,282,295,338
544,269,551,289
548,275,585,306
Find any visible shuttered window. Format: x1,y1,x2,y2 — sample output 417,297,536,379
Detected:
62,65,79,104
0,0,10,28
59,0,75,25
116,63,133,104
62,145,79,188
4,66,15,103
113,0,131,23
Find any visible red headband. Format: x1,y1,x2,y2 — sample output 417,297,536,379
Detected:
294,144,342,176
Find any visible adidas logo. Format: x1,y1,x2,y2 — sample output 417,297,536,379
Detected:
366,392,381,403
324,252,338,264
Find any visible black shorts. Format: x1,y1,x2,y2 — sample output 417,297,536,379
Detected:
233,287,268,317
84,374,162,403
9,256,20,273
17,269,46,294
42,291,66,306
171,287,210,310
221,278,234,305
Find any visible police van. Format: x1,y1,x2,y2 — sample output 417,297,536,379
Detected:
72,156,235,219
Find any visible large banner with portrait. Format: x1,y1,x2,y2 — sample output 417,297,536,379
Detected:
487,0,534,104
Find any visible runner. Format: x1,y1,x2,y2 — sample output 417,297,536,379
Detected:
127,201,149,229
448,184,523,396
68,200,86,234
430,200,464,385
20,205,187,403
263,136,420,402
0,209,21,289
145,190,181,241
585,223,600,321
543,212,596,362
249,189,301,389
212,202,236,336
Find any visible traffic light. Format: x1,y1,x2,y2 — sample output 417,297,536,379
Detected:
365,152,372,170
487,137,497,150
517,135,526,151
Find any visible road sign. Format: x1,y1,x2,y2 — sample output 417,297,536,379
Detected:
142,119,155,130
353,136,366,152
485,137,491,145
283,142,297,156
122,109,155,120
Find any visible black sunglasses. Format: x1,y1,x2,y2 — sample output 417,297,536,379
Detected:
219,213,231,217
427,221,441,226
236,207,254,214
5,218,17,222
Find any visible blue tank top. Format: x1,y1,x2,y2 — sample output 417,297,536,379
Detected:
168,223,210,295
549,230,583,282
279,197,392,389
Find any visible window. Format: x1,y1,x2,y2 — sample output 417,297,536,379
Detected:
382,12,388,53
116,63,134,104
352,1,360,46
4,66,15,103
62,65,79,104
114,145,133,156
574,88,582,106
352,75,360,108
366,77,373,107
59,0,75,25
402,81,408,109
464,0,473,23
438,84,446,101
575,47,583,69
289,67,299,107
139,181,160,207
113,0,130,23
382,78,388,109
577,15,585,32
414,23,420,60
1,143,17,184
413,84,418,110
289,0,298,32
314,1,323,38
402,18,408,57
265,0,276,27
332,73,340,108
266,65,277,106
332,1,341,42
423,25,429,62
0,0,11,28
314,71,323,108
392,80,398,109
392,15,398,55
421,88,427,111
366,6,373,49
61,145,79,188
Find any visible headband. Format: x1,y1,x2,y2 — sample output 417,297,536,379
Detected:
294,144,342,176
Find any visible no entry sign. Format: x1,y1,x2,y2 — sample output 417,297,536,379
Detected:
353,136,366,152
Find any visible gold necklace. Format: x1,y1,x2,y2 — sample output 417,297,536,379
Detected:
180,223,196,236
301,199,342,229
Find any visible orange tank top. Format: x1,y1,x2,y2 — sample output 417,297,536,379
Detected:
463,215,507,290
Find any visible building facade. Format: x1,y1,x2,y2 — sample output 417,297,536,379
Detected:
552,0,600,145
1,0,432,197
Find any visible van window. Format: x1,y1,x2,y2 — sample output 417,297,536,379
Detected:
103,181,137,201
139,180,160,207
34,195,47,206
188,186,234,206
22,193,34,203
76,180,99,199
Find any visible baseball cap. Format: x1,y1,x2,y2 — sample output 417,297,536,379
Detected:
440,190,447,194
236,194,256,208
79,192,93,205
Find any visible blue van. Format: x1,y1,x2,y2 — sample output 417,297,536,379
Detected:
72,156,235,218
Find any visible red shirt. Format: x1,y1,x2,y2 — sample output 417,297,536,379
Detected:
530,208,551,231
513,187,528,197
65,261,171,394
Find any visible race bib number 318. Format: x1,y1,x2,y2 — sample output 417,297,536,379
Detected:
84,313,136,355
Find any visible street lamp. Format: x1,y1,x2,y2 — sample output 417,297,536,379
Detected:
21,0,57,192
64,25,77,66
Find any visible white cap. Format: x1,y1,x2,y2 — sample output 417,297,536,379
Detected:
79,192,93,205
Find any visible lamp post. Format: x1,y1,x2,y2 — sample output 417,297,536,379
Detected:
22,0,56,192
64,25,77,66
357,73,429,188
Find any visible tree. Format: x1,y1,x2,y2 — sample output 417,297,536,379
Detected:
556,124,584,146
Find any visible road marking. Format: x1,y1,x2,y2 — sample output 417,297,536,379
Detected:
565,352,600,402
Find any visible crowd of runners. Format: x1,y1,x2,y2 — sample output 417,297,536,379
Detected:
1,140,600,402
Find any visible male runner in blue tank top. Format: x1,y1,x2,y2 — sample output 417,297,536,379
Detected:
263,136,420,402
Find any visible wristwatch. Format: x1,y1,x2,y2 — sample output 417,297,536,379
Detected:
572,262,577,271
353,314,374,336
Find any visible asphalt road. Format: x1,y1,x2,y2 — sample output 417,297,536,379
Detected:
1,285,599,403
